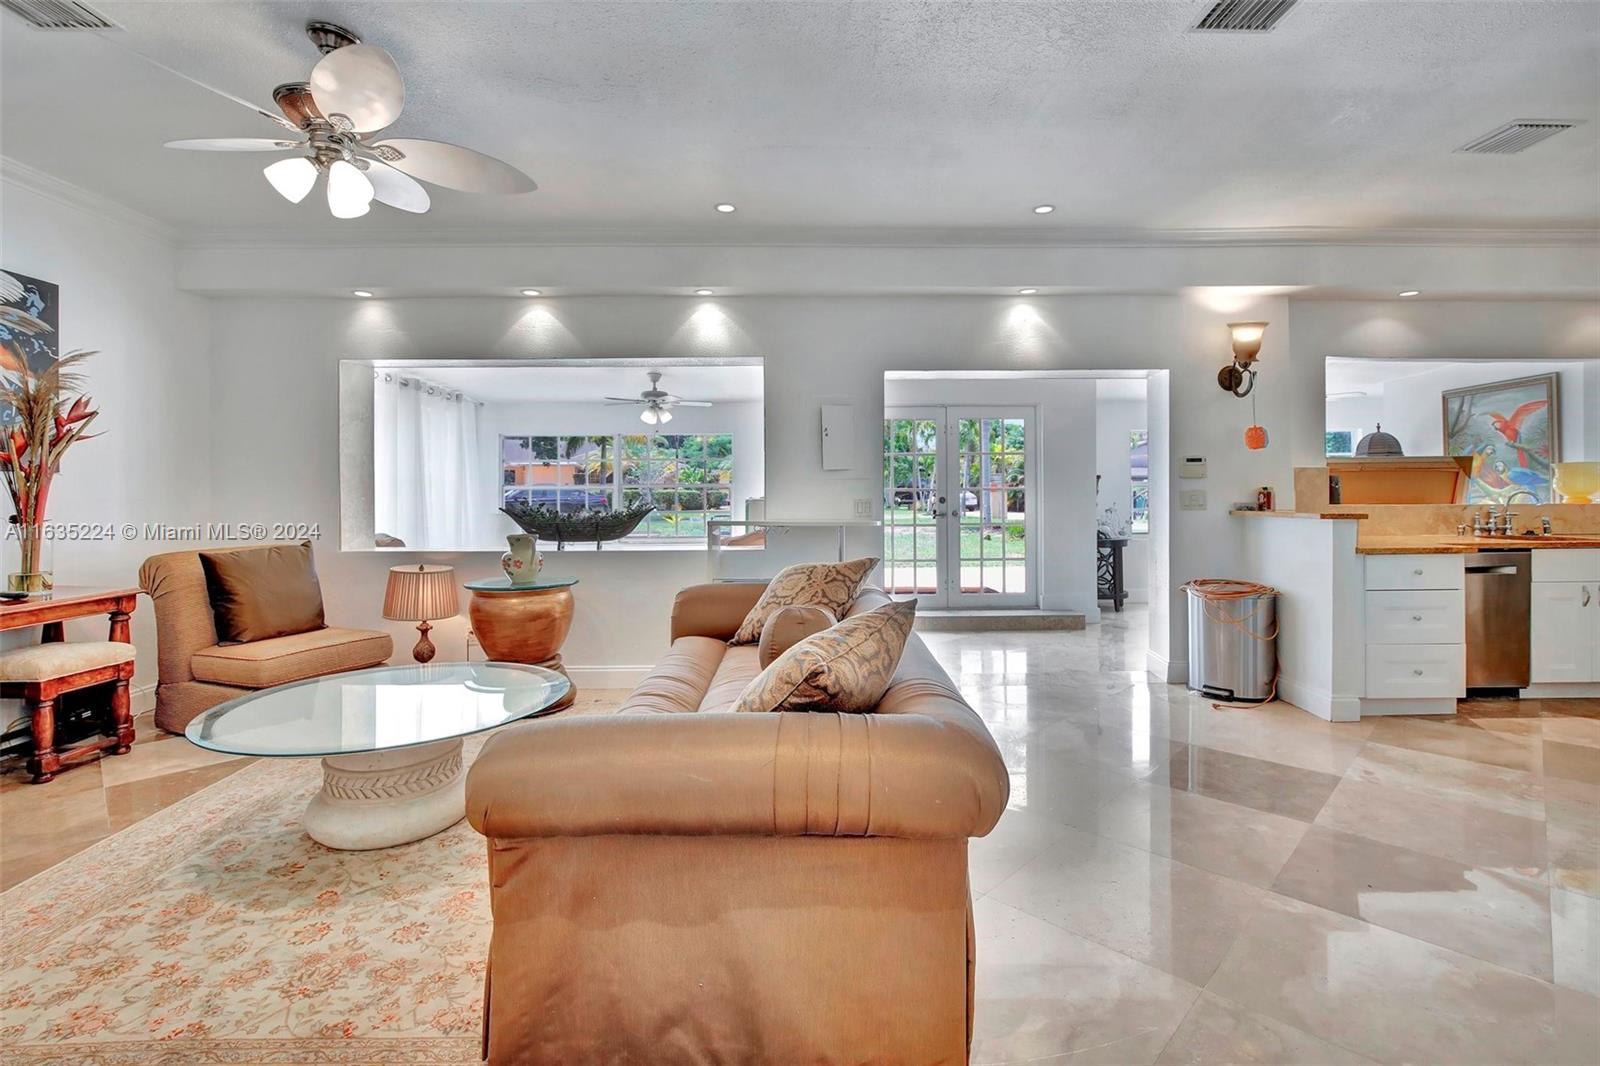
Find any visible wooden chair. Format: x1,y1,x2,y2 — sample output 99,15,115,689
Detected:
0,642,136,783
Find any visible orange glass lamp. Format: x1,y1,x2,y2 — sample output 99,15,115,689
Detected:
383,564,459,663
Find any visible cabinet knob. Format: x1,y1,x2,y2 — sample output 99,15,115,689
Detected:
1412,669,1424,676
1413,568,1424,576
1412,614,1423,622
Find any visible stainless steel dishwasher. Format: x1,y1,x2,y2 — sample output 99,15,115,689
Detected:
1463,550,1531,690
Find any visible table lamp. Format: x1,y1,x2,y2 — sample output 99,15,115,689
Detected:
383,564,459,663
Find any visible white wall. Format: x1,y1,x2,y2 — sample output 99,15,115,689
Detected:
0,176,211,696
883,376,1098,619
1095,389,1149,604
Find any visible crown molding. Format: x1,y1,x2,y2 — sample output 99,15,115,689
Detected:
0,156,177,246
177,222,1600,253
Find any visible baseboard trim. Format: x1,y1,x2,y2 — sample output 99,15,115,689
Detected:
1145,650,1188,685
1520,683,1600,698
565,665,651,690
132,681,156,715
1358,697,1457,717
1275,678,1362,723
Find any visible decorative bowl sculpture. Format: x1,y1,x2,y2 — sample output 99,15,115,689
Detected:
1553,461,1600,504
500,502,655,550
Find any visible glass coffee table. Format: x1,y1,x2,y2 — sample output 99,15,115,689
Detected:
185,662,569,851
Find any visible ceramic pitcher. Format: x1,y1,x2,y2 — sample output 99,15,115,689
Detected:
500,533,544,586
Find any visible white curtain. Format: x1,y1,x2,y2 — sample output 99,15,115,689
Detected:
373,372,486,549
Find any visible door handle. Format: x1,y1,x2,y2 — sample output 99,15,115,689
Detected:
1465,565,1519,575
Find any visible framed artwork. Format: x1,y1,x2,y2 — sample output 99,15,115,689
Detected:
0,270,60,373
1441,373,1561,504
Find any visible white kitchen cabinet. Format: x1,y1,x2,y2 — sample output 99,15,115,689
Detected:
1530,581,1599,683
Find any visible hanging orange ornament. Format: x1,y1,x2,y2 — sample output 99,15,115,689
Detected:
1245,424,1268,450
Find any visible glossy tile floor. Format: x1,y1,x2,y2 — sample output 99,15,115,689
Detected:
921,608,1600,1066
3,616,1597,1064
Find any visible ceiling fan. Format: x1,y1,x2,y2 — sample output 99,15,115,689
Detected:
164,21,536,219
604,371,714,425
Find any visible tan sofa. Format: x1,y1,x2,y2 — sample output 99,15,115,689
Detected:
139,546,393,734
466,583,1009,1065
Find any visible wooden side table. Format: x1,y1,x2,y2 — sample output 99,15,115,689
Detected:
465,578,578,710
0,586,139,782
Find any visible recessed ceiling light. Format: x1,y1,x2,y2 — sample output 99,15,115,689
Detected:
520,289,542,297
1032,205,1055,215
1398,290,1421,297
352,289,373,298
695,288,714,296
714,203,737,213
1017,288,1039,295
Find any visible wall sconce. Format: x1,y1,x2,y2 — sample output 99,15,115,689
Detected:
1217,321,1268,397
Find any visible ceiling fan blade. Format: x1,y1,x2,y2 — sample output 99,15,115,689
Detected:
603,397,644,404
310,44,404,133
165,138,302,151
669,401,715,407
365,162,430,214
370,138,536,195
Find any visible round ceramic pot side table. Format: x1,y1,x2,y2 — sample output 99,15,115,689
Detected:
465,578,579,710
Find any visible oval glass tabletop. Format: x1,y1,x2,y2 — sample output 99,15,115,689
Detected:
184,662,570,758
463,577,579,592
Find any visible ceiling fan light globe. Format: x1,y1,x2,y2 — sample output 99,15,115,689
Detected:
656,407,673,425
263,156,318,204
327,159,374,219
639,407,659,426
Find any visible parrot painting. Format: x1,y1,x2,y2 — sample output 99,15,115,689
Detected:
1445,378,1559,504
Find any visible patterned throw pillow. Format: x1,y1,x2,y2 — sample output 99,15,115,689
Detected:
729,557,879,645
732,599,917,714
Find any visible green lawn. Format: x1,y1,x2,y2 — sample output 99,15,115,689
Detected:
883,507,1025,560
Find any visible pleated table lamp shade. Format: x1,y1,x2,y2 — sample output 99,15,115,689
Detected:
383,565,460,622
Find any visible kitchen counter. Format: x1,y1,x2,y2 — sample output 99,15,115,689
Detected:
1358,534,1600,555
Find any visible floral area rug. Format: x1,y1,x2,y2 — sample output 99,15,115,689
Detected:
1,738,500,1065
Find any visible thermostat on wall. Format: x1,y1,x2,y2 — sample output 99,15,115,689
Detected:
1180,456,1207,479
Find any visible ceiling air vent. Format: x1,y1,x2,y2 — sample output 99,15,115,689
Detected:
1457,120,1578,155
1192,0,1299,32
0,0,116,29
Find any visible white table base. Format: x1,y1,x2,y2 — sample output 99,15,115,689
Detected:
303,737,466,850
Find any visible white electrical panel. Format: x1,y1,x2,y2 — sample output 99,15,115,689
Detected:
821,404,854,470
1181,490,1208,511
1180,456,1207,479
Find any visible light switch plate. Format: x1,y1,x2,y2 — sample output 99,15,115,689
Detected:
853,498,873,517
1180,490,1207,511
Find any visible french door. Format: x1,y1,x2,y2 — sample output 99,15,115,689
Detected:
883,406,1036,608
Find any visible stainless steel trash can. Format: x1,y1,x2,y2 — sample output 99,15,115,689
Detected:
1185,579,1278,703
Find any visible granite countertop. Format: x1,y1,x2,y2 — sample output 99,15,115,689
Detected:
1357,534,1600,555
1229,510,1369,520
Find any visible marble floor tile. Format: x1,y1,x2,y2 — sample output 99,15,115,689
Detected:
1161,743,1342,823
1315,774,1548,879
970,806,1076,896
1272,824,1553,981
1551,887,1600,997
96,733,246,787
1171,704,1373,776
1344,740,1545,821
1545,777,1600,898
1544,739,1600,785
1208,893,1585,1066
970,897,1200,1066
988,825,1264,985
1543,717,1600,750
1365,714,1543,773
1008,755,1156,828
1153,992,1377,1066
1070,780,1310,889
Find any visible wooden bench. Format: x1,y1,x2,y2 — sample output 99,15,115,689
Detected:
1,642,136,783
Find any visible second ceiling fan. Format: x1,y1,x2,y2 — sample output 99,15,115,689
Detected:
165,21,536,219
604,371,714,425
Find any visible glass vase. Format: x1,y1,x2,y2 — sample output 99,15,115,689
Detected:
6,520,54,595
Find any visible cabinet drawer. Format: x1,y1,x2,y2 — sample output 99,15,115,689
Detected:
1365,554,1463,591
1366,643,1465,699
1364,590,1465,645
1532,549,1600,583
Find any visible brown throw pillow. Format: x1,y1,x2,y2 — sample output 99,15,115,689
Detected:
733,599,917,714
729,557,879,645
199,541,327,644
758,604,837,669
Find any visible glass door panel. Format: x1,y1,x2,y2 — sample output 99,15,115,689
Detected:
883,408,944,606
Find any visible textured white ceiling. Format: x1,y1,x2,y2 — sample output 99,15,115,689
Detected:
2,1,1597,240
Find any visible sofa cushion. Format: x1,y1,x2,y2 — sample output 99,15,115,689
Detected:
698,645,764,712
199,541,326,643
732,599,917,714
619,636,727,713
757,604,836,668
190,626,391,689
729,557,878,645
